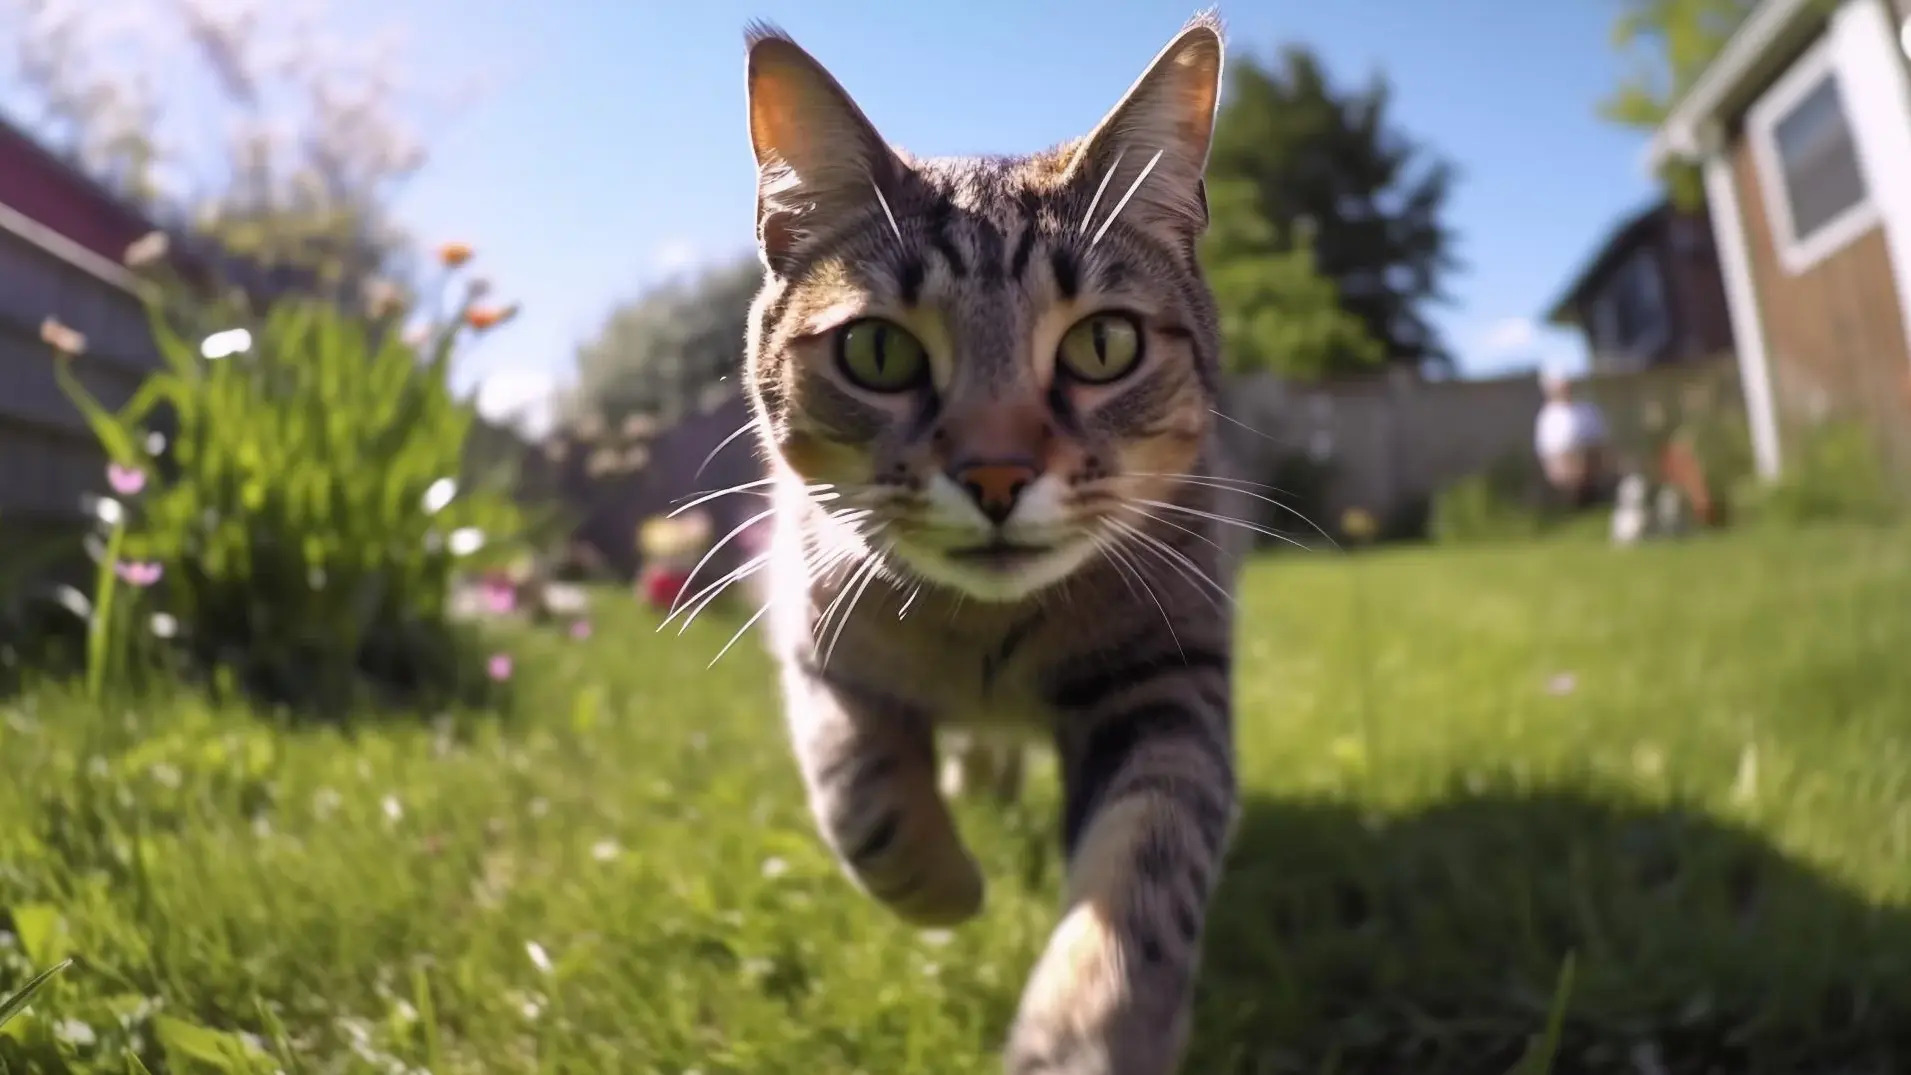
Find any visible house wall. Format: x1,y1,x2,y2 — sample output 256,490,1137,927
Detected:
1725,15,1911,477
0,171,162,524
1664,211,1738,358
1565,208,1735,375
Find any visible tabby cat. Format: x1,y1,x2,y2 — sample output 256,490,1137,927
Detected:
740,13,1240,1073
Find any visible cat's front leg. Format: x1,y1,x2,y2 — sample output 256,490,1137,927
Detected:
1005,648,1236,1075
781,659,985,927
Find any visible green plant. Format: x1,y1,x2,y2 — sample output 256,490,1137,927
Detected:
0,958,70,1032
49,254,530,712
1429,452,1555,545
1741,418,1900,527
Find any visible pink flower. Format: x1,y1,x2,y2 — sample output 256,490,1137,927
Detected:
487,653,513,681
107,463,146,496
115,560,163,587
569,619,592,641
480,577,516,615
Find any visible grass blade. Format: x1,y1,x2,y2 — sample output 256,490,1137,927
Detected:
1509,950,1577,1075
413,964,443,1073
0,957,74,1030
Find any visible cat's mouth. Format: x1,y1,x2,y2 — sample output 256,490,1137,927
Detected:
943,540,1056,572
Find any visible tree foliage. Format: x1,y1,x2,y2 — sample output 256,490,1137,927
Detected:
566,258,763,432
1202,179,1382,381
0,0,468,293
1598,0,1762,207
1204,43,1459,380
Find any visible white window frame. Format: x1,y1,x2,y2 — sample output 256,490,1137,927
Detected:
1746,33,1880,276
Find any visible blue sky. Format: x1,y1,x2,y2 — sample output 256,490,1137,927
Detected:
346,0,1661,430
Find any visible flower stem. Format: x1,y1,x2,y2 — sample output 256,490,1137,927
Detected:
87,522,125,701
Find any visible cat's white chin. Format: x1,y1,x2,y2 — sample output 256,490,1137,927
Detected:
895,539,1097,604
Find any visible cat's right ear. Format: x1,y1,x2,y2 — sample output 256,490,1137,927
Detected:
745,24,902,275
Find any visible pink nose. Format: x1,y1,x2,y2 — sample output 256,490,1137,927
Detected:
951,461,1038,523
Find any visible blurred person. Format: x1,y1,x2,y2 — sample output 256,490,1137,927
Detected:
1534,370,1609,506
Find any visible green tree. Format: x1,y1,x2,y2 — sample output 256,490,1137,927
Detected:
1202,179,1383,380
567,258,763,432
1598,0,1761,206
1204,43,1459,379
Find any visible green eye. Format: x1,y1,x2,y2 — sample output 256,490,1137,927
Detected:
1057,313,1143,384
836,318,929,393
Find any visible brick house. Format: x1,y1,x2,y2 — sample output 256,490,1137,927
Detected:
0,117,313,533
1650,0,1911,480
0,117,171,527
1545,198,1737,374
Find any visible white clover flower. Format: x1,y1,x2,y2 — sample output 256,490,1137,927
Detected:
422,477,457,514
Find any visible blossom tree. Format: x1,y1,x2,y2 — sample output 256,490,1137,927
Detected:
0,0,479,293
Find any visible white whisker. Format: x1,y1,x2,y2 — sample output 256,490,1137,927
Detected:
664,506,777,625
1091,526,1184,660
812,548,884,664
709,601,772,668
1209,407,1282,445
872,180,905,246
1114,500,1226,554
668,477,778,518
821,547,887,668
1107,516,1231,610
1135,496,1314,552
1090,148,1164,248
1079,149,1126,235
665,553,771,635
1137,472,1341,551
694,421,758,482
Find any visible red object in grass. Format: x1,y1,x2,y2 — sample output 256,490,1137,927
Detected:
642,566,690,611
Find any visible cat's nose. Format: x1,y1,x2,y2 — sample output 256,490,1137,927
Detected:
950,459,1038,524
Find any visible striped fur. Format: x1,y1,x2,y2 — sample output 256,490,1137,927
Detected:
741,13,1238,1073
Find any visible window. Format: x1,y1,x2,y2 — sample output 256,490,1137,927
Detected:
1771,78,1867,240
1748,37,1878,274
1590,248,1670,367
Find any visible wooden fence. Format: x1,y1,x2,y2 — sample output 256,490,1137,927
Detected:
1215,358,1752,545
0,199,159,535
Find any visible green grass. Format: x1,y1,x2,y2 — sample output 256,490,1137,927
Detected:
5,525,1911,1073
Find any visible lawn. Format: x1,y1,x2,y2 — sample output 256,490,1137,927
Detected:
5,524,1911,1074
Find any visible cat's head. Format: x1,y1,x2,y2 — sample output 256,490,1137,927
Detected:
742,14,1225,603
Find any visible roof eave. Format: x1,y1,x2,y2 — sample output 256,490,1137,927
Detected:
1647,0,1826,169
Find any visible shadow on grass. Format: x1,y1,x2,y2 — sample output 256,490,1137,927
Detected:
1189,786,1911,1074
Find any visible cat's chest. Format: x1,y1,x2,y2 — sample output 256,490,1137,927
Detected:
837,598,1056,732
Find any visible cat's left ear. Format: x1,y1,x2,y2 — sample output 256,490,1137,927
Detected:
1064,12,1224,244
745,23,904,275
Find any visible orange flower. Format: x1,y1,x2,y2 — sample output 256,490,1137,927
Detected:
40,317,87,357
464,303,519,331
438,241,475,268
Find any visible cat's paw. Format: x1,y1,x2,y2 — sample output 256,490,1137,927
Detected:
1002,904,1191,1075
866,845,985,928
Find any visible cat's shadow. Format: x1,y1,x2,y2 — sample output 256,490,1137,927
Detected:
1185,785,1911,1075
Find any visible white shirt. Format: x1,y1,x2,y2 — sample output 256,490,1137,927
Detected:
1534,399,1608,459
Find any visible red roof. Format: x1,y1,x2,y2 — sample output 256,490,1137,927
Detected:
0,117,160,267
